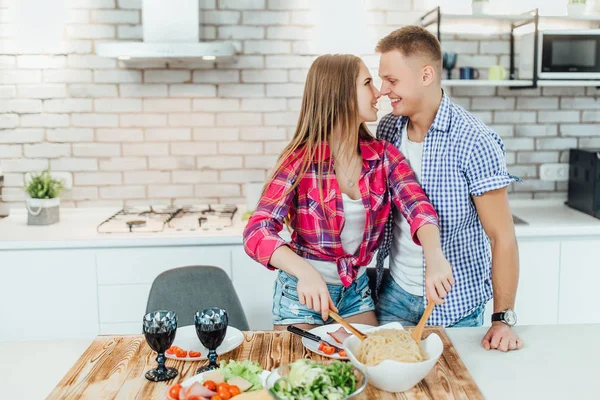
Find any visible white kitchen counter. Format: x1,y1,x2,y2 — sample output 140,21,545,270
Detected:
1,200,600,250
1,324,598,400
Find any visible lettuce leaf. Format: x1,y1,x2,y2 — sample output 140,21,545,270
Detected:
219,360,263,391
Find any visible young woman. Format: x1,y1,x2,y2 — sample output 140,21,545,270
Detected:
243,54,454,331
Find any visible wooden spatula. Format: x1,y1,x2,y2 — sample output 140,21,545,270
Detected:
411,300,435,344
328,310,368,341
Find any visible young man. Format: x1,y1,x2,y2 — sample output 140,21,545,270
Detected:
374,26,523,352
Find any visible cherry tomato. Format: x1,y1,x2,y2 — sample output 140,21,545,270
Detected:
203,380,217,392
216,382,230,392
321,344,335,355
188,396,203,400
228,385,241,397
168,384,181,399
338,349,347,357
210,396,223,400
189,351,201,358
217,388,232,400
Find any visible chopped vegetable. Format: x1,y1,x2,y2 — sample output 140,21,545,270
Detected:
270,359,357,400
189,351,202,358
219,360,264,391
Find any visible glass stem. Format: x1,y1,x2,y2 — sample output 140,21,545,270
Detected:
156,352,166,374
208,349,218,368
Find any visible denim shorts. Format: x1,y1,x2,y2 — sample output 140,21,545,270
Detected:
376,273,485,327
272,270,376,325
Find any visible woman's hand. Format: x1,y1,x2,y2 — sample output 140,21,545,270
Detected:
424,248,454,305
296,266,338,321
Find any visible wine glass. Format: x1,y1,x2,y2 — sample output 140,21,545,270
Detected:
142,310,178,382
442,51,458,80
195,307,229,373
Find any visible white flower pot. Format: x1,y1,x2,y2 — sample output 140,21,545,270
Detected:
26,197,60,225
471,2,490,15
568,3,587,16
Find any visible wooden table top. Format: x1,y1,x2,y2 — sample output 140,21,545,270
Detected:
47,327,483,399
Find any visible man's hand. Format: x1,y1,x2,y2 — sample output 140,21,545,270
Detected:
424,248,454,305
481,322,524,352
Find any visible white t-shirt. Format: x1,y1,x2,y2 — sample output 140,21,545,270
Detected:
309,193,367,285
390,122,426,296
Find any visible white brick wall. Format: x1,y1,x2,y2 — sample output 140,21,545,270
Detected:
17,84,67,99
0,0,599,207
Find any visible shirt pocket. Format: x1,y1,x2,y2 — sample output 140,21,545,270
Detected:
307,187,337,219
369,185,387,211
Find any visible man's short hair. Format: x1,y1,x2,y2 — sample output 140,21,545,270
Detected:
376,25,442,70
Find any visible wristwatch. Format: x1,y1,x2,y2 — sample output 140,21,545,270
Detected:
491,309,517,327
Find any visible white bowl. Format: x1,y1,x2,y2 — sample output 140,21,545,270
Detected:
343,322,443,393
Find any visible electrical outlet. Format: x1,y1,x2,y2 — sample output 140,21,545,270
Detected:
540,163,569,182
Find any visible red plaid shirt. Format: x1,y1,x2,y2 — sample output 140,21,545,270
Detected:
243,137,439,287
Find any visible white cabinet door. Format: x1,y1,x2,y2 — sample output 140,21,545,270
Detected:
559,239,600,324
483,240,560,326
0,249,98,341
96,245,233,285
231,247,277,330
97,246,233,334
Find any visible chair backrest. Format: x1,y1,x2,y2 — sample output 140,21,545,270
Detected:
146,266,250,330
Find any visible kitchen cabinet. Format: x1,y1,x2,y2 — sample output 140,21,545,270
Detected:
96,245,234,334
0,250,98,341
558,239,600,324
231,247,277,330
483,240,561,326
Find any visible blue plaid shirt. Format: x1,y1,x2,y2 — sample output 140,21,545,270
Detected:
375,92,519,326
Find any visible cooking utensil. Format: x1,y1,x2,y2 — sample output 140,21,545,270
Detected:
286,325,343,351
328,311,367,341
411,300,435,344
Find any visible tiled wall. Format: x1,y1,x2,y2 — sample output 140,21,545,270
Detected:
0,0,599,209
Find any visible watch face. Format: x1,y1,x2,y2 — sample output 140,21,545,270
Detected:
504,310,517,326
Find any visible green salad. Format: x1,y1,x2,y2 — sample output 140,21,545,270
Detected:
219,360,264,391
270,359,358,400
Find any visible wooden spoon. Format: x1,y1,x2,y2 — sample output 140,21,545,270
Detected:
411,300,435,344
328,310,368,341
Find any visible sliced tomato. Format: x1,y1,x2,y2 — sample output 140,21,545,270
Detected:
210,396,223,400
338,349,347,357
321,344,335,355
168,384,181,399
166,346,177,355
175,348,188,358
188,351,201,358
228,385,241,397
203,380,217,392
217,388,231,400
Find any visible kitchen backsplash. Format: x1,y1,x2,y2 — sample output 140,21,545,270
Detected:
0,0,599,208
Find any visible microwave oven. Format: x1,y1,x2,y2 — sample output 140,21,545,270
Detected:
519,30,600,80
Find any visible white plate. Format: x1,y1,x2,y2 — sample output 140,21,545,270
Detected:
301,323,374,360
181,369,271,388
165,325,244,361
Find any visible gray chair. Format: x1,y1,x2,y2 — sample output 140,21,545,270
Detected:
146,266,250,330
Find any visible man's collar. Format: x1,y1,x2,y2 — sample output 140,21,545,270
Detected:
396,90,452,133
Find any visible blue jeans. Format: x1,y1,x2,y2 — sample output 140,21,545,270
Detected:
272,270,376,325
376,273,485,327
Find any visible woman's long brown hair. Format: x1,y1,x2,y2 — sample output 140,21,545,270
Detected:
263,54,373,208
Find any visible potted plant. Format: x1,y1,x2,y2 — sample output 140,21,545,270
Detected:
568,0,587,15
24,170,64,225
471,0,490,15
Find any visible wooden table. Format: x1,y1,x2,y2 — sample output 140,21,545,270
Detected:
47,328,482,399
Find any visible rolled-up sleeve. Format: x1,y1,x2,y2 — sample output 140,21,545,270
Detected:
466,131,519,197
385,142,439,246
243,163,297,270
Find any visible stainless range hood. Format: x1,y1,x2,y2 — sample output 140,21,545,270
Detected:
96,0,235,61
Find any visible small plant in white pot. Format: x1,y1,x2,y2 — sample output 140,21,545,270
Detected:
568,0,588,16
472,0,490,15
24,170,64,225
